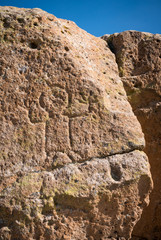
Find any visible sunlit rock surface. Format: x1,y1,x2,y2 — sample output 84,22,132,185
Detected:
102,30,161,239
0,8,152,240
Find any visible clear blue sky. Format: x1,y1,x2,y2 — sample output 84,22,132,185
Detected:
0,0,161,36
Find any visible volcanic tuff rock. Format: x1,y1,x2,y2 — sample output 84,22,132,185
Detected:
102,31,161,239
0,7,152,240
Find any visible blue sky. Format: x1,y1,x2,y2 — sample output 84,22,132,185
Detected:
0,0,161,36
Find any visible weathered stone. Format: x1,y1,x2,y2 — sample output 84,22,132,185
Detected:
0,8,152,239
102,30,161,239
0,151,151,240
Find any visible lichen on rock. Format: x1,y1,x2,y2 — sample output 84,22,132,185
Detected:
0,7,152,240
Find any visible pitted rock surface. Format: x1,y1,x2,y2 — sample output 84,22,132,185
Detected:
0,8,152,240
102,30,161,239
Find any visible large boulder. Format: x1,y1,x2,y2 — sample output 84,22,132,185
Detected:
0,8,152,239
102,30,161,239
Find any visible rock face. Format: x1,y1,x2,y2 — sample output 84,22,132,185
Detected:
0,7,152,240
102,31,161,239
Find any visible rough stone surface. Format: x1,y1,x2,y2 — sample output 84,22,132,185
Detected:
0,8,152,240
102,30,161,239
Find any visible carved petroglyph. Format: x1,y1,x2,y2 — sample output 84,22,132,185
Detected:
0,8,152,240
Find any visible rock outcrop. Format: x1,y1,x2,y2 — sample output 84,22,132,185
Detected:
102,31,161,239
0,7,152,239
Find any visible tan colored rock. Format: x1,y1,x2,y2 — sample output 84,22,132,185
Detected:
0,151,151,240
0,8,152,239
102,30,161,239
